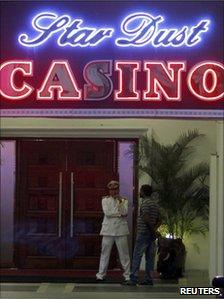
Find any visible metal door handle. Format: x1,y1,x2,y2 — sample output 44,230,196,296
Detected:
58,172,62,237
70,172,74,237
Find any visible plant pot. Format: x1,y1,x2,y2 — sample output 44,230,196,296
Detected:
157,237,186,279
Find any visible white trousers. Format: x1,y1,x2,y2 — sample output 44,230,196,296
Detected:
96,235,130,280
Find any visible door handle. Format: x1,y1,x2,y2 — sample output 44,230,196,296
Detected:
58,172,62,237
70,172,74,237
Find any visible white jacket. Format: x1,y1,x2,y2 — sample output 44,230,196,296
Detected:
100,196,129,236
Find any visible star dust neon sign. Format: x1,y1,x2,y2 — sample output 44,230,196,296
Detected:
18,12,211,48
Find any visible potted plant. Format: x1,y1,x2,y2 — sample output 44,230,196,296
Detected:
137,130,209,279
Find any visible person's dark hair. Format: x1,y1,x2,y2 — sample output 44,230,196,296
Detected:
141,185,153,197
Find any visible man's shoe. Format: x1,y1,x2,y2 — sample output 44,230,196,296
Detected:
121,280,138,286
96,277,106,283
139,280,154,286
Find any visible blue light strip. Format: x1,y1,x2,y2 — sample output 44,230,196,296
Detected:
1,109,223,119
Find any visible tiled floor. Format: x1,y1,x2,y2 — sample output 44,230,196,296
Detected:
0,282,216,299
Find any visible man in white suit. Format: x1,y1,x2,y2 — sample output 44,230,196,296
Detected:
96,180,130,282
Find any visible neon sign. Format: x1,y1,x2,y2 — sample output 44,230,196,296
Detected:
116,13,210,47
1,60,223,102
18,12,210,48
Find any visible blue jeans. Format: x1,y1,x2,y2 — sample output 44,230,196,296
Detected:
130,233,155,283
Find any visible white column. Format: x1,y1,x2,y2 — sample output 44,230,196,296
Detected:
209,154,218,282
217,121,224,276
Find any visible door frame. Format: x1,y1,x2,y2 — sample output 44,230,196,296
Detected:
1,126,148,274
11,136,143,271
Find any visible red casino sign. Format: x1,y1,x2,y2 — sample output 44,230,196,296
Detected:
1,60,223,102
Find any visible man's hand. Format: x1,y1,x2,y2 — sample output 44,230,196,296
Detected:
115,196,123,203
